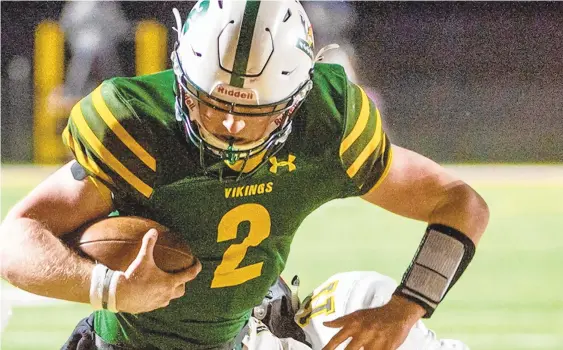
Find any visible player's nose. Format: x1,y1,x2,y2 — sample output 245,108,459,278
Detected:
222,114,246,134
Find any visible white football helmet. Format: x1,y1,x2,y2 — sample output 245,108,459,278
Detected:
172,0,316,178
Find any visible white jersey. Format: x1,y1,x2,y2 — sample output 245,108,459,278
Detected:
242,317,311,350
294,271,469,350
295,271,397,349
243,271,469,350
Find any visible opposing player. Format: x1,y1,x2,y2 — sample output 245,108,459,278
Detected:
0,1,489,349
297,271,469,350
245,271,469,350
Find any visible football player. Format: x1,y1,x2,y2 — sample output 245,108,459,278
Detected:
296,271,470,350
0,1,489,349
244,271,469,350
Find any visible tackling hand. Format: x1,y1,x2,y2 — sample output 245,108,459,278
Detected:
115,229,202,314
322,295,425,350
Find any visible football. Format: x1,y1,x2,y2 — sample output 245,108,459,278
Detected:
63,216,195,273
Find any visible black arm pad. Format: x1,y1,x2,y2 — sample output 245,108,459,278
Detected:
394,224,476,318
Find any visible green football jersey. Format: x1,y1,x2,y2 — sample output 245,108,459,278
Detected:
62,63,392,349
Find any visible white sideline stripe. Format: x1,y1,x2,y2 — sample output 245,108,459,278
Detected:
445,165,563,186
1,286,562,349
455,334,563,348
1,286,66,332
1,287,63,307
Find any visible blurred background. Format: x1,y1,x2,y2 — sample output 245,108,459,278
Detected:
2,1,563,164
1,1,562,350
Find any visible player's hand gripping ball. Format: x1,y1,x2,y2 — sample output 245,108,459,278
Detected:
63,216,201,314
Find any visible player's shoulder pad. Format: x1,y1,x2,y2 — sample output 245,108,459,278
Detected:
63,78,158,199
295,63,348,143
312,63,348,88
338,79,393,194
309,63,348,112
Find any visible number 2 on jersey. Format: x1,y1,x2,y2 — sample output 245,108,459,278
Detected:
211,203,271,288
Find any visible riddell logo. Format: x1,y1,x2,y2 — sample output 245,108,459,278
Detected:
216,85,255,100
184,94,196,111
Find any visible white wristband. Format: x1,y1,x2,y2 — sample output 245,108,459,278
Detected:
107,271,125,313
89,264,109,311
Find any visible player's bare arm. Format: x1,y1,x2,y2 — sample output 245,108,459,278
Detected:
2,1,491,347
361,145,489,240
324,144,489,350
0,162,112,303
0,161,200,314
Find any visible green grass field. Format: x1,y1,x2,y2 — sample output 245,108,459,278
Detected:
1,165,562,350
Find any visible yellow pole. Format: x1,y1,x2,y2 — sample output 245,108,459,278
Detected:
33,21,65,164
135,20,168,76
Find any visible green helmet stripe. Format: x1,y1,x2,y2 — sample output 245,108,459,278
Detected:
230,0,261,88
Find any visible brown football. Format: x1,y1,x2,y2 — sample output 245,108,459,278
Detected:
63,216,195,273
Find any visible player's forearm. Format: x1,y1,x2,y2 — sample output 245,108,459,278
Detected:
0,217,93,304
391,181,489,318
429,182,489,244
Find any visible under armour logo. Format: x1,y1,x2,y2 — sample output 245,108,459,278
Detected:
269,154,296,174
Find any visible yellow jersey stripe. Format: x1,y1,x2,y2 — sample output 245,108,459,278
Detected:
65,127,113,203
63,125,93,173
70,104,153,198
346,107,383,178
92,86,156,171
67,131,114,186
339,87,370,156
62,125,72,150
366,144,393,194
